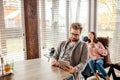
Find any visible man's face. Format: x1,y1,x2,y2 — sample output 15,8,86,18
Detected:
70,28,81,41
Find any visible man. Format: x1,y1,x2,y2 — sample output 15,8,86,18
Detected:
51,23,88,80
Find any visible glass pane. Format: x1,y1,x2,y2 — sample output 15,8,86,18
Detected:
97,0,115,38
0,0,24,61
97,0,120,63
70,0,88,37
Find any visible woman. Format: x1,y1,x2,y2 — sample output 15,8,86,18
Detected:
87,32,110,80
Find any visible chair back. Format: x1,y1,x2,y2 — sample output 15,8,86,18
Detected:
97,37,112,68
97,37,109,49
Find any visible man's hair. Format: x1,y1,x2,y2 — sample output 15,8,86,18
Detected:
70,23,83,32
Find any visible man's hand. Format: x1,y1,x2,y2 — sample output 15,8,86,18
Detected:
67,66,76,73
51,59,59,67
61,66,76,73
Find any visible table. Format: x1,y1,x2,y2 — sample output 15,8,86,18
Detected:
0,58,72,80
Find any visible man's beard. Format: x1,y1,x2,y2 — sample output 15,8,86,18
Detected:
69,37,79,42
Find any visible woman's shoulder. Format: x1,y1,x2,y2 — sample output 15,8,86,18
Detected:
97,41,104,46
97,41,102,44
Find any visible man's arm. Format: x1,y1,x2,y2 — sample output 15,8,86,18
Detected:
52,41,64,66
52,41,64,60
74,43,88,72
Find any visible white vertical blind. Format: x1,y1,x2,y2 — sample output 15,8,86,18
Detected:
38,0,67,58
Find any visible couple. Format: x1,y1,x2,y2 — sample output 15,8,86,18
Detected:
51,22,109,80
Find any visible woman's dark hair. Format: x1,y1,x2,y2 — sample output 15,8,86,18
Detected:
88,32,98,43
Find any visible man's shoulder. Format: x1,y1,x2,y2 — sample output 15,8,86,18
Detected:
60,40,66,44
79,41,87,45
58,40,67,47
77,41,87,49
60,40,87,46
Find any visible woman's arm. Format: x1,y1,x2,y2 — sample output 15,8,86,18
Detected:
95,42,108,56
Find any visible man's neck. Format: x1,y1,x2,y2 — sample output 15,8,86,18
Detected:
70,39,79,42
